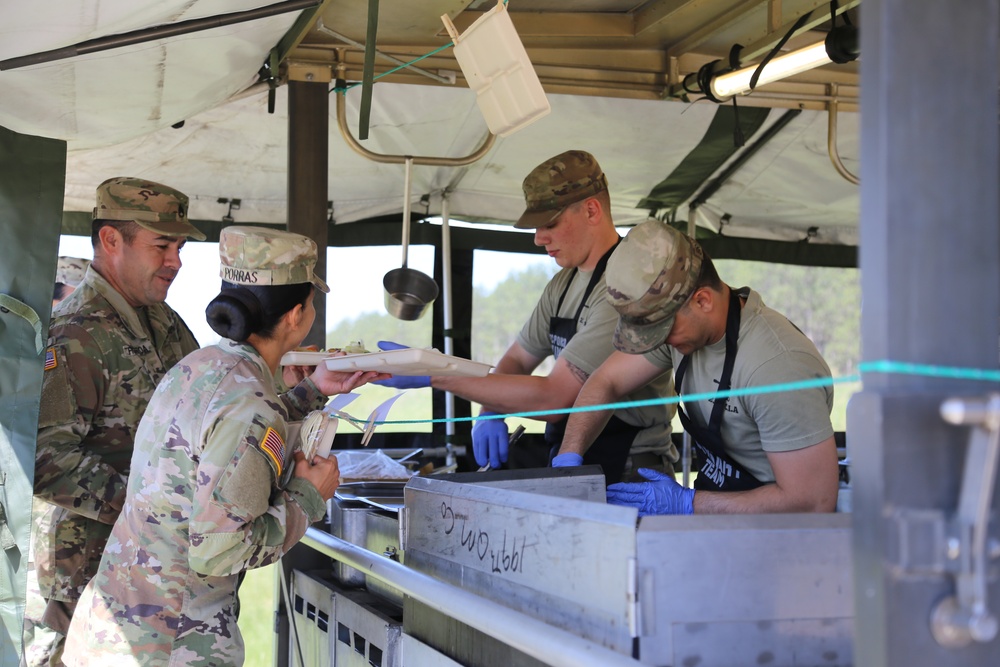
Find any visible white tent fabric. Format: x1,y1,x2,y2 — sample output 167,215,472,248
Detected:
0,1,300,150
1,1,860,245
60,82,859,245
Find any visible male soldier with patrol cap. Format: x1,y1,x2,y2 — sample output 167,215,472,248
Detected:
556,219,840,515
375,150,677,484
22,256,93,663
26,177,204,666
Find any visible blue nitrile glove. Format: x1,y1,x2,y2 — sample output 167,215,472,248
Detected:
551,452,584,468
473,411,509,469
371,340,430,389
605,468,695,516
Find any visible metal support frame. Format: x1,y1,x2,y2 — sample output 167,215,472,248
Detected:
827,83,859,185
333,81,495,166
287,78,329,348
440,194,457,467
932,395,1000,646
852,1,1000,665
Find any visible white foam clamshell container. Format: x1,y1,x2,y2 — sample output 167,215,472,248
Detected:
442,1,551,137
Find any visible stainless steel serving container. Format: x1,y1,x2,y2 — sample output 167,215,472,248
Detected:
364,509,406,607
326,499,372,587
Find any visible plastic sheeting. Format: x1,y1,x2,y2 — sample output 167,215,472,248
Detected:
0,126,65,667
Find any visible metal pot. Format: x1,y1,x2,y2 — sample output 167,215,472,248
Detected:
383,266,438,320
383,157,438,320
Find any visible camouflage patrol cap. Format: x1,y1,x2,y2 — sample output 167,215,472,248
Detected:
219,226,329,293
55,256,91,286
606,219,703,354
514,150,608,229
94,177,206,241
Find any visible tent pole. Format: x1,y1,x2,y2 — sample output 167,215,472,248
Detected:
441,194,456,466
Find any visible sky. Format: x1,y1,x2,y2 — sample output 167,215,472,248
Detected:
58,234,550,348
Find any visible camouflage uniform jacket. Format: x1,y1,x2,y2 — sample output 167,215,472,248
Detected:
34,266,199,601
65,339,328,666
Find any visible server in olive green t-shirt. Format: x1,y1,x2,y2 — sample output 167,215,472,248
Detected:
557,219,839,516
373,151,678,484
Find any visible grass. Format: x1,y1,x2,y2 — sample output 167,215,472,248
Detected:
239,564,277,667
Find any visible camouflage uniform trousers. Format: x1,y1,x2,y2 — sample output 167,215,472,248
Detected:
20,501,69,667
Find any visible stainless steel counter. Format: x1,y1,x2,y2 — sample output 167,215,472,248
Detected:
300,467,853,666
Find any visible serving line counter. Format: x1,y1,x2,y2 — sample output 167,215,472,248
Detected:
286,467,854,667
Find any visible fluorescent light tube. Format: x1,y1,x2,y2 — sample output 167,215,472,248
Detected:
710,41,830,99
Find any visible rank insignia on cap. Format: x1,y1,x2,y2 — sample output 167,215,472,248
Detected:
260,427,286,477
44,348,57,371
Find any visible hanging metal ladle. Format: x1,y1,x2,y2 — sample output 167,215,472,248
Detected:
383,157,439,320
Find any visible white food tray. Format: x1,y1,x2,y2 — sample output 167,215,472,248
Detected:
280,348,492,377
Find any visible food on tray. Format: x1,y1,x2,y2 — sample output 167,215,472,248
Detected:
327,340,369,354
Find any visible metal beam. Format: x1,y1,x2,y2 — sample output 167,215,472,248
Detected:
445,11,634,37
852,1,1000,666
633,0,699,36
287,79,330,348
667,0,764,57
736,0,861,63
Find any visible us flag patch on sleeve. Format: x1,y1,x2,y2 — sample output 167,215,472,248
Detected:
260,427,286,477
44,347,57,371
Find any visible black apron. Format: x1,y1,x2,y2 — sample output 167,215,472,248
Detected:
544,240,640,484
674,288,765,492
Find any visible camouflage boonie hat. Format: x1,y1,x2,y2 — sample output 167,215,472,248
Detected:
514,150,608,229
606,219,703,354
219,226,329,293
55,256,91,286
94,177,206,241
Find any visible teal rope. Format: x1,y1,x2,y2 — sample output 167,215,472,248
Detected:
332,43,455,93
858,359,1000,383
330,0,510,93
341,359,1000,428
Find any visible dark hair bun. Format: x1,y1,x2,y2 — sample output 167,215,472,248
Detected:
205,288,264,341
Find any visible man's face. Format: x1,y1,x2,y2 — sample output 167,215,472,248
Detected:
532,200,589,269
665,290,713,356
115,227,186,307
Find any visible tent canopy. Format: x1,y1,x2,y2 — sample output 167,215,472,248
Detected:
0,0,860,265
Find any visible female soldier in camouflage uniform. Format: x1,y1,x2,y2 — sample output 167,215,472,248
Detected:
64,226,388,666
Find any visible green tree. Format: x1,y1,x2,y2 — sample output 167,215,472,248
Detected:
472,264,556,362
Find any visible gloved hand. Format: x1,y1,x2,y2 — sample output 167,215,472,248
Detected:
473,411,509,469
371,340,430,389
605,468,695,516
551,452,583,468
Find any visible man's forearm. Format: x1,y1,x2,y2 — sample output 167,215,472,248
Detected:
692,483,836,514
432,373,569,420
557,376,617,456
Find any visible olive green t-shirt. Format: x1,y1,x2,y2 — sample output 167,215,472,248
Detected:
517,266,676,457
642,288,834,482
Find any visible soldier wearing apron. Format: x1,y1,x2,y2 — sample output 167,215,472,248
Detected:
372,151,678,484
558,219,839,514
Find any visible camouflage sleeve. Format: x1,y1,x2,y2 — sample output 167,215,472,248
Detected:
188,413,324,577
279,376,328,420
34,328,126,524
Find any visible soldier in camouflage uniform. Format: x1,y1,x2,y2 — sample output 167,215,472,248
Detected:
64,226,388,666
51,257,91,306
22,257,92,665
27,178,206,667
